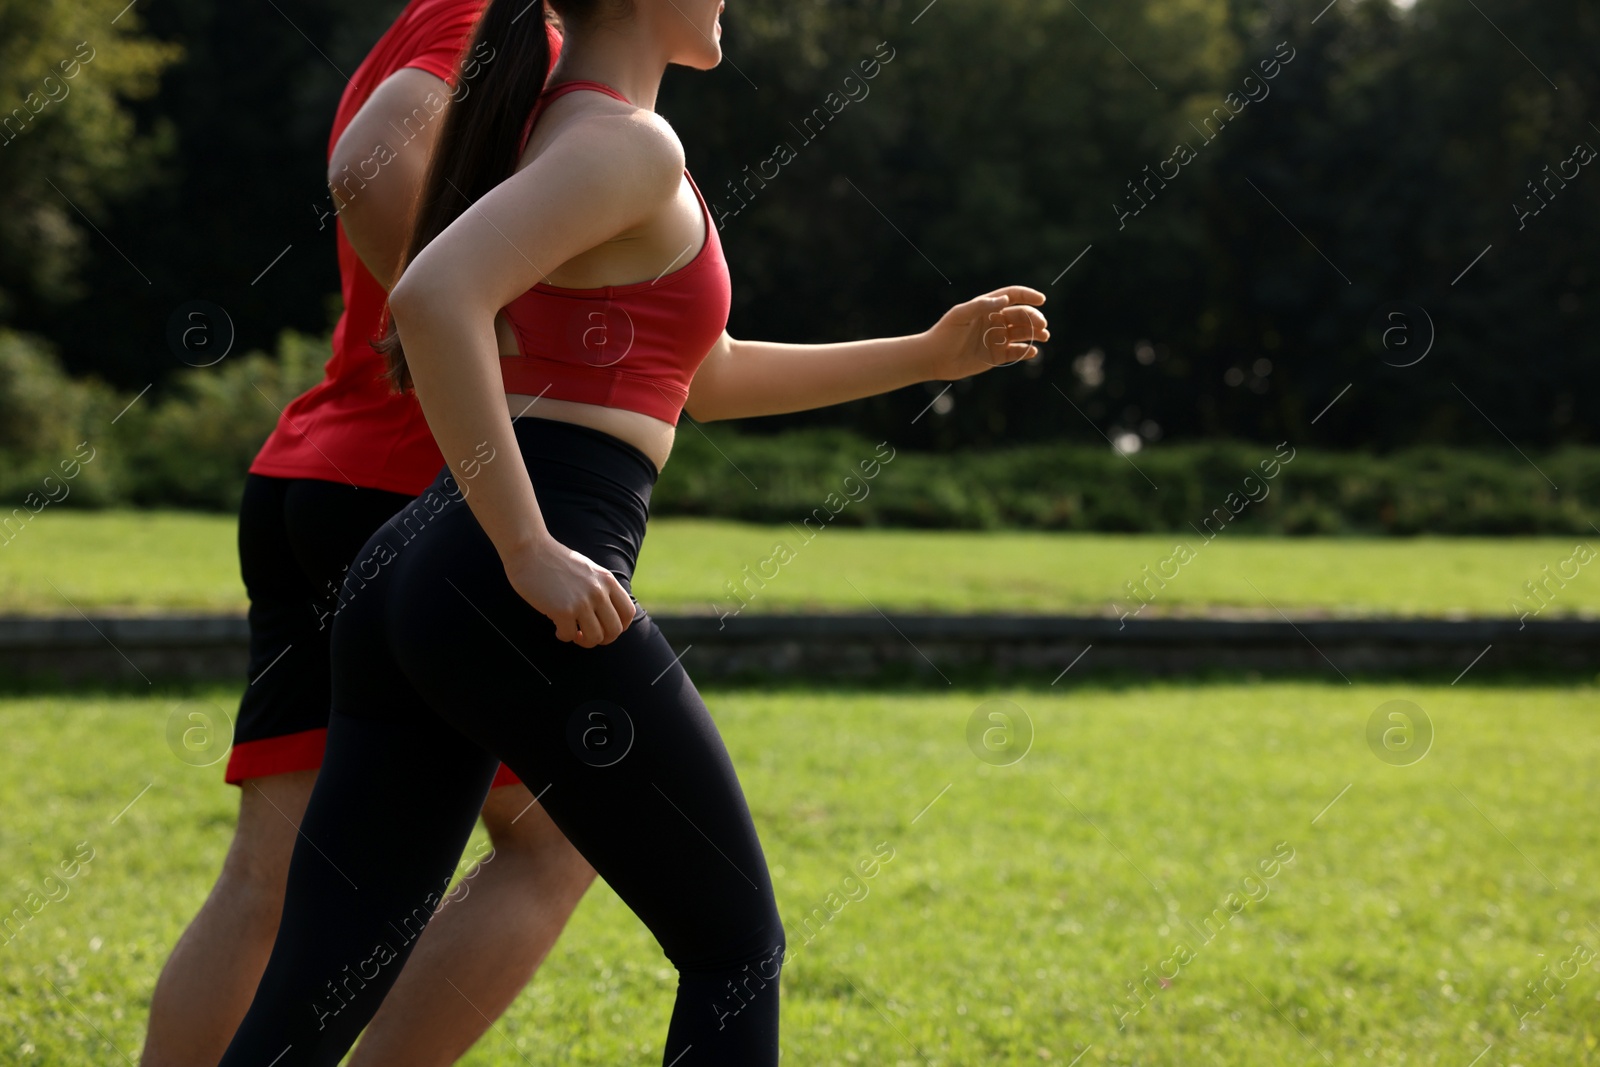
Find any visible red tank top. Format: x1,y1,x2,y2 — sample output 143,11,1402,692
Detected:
496,81,731,427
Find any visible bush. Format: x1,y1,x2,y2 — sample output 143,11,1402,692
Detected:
2,328,1595,535
654,432,1600,536
113,333,326,510
0,331,121,507
0,330,325,513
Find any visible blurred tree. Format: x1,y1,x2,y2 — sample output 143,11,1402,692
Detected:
1187,0,1598,450
6,0,1595,451
665,0,1239,450
0,0,177,320
10,0,400,388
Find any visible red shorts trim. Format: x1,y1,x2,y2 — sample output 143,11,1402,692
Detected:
225,727,522,789
225,728,328,785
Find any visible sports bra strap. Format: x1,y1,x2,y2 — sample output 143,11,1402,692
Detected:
519,80,633,154
543,80,632,106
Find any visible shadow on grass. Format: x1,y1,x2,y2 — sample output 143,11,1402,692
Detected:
685,662,1600,693
2,663,1594,699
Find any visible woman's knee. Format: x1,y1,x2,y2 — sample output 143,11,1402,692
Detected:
692,938,787,1035
675,896,786,975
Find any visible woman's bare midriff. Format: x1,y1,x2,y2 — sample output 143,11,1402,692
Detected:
494,304,678,472
502,392,676,474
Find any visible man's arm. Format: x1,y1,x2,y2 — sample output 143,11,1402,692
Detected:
328,67,453,289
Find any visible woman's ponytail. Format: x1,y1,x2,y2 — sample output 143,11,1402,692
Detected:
377,0,563,389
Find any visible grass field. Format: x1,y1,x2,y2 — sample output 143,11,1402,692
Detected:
2,680,1596,1065
3,510,1599,619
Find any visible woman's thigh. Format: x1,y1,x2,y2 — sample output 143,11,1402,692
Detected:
375,498,782,968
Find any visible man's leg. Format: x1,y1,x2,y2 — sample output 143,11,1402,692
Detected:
350,782,596,1067
138,769,317,1067
141,475,337,1065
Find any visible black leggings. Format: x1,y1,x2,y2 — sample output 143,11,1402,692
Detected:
219,417,784,1067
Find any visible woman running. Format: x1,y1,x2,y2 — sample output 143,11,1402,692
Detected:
219,0,1048,1063
140,7,590,1067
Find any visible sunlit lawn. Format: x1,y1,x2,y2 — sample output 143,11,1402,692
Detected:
3,511,1597,619
2,680,1596,1065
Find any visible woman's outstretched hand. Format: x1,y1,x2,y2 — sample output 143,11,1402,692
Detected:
504,534,637,648
924,286,1050,381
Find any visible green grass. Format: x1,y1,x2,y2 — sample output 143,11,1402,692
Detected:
1,680,1596,1065
4,510,1600,619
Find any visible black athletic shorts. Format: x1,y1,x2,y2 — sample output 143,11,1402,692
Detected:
223,473,522,789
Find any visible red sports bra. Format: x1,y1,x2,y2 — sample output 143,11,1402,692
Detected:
498,81,731,426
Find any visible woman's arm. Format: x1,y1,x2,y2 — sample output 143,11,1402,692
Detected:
328,68,453,290
684,287,1050,422
388,107,685,646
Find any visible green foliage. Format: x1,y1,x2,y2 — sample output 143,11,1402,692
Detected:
659,424,1600,535
7,0,1596,450
112,333,326,510
0,331,119,506
0,0,178,315
664,0,1598,451
0,327,1593,533
0,330,324,513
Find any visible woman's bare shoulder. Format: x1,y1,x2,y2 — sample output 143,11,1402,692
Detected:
539,92,686,202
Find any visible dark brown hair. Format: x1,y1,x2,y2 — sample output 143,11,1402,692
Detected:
377,0,605,389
